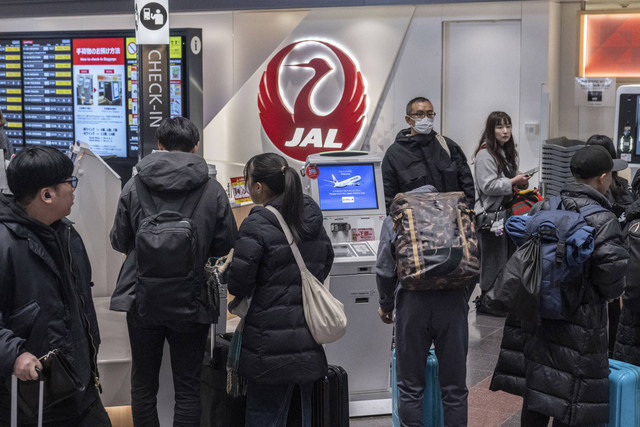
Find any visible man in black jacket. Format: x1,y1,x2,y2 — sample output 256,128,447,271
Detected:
110,117,237,426
381,97,475,212
0,147,110,426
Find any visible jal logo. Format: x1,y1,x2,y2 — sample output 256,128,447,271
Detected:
258,40,367,162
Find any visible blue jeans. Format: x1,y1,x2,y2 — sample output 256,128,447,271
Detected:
126,311,210,427
245,381,313,427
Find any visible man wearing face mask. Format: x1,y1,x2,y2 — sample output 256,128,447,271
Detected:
382,97,475,212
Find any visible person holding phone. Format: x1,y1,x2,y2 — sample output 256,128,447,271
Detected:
472,111,530,316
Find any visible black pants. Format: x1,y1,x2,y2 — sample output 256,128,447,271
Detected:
127,311,210,427
395,287,469,427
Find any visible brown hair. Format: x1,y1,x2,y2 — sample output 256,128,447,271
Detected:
473,111,518,175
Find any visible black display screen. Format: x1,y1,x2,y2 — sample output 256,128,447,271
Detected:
0,32,187,159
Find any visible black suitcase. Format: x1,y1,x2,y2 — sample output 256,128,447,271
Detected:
200,327,246,427
316,365,349,427
287,365,349,427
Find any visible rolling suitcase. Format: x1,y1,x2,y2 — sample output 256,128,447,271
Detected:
200,326,246,427
11,373,44,427
312,365,349,427
594,358,640,427
392,348,444,427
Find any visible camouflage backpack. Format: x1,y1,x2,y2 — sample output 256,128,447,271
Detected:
390,191,480,290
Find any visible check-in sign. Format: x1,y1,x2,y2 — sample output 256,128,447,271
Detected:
134,0,170,45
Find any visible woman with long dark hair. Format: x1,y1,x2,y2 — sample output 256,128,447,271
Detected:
227,152,334,426
473,111,530,315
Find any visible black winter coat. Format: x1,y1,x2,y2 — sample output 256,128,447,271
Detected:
228,195,334,385
110,151,237,323
381,129,475,211
491,183,628,425
0,194,100,423
613,199,640,364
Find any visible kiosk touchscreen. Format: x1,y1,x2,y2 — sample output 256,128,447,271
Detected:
304,152,392,416
615,85,640,164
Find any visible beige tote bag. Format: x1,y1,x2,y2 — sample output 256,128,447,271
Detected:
266,206,347,344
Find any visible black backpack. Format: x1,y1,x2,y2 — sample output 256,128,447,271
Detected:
134,176,207,322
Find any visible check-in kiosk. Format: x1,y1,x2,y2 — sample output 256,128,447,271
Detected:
304,151,393,416
615,84,640,178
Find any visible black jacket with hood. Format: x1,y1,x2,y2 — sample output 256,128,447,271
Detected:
0,194,100,423
227,195,334,385
110,151,237,324
613,199,640,364
382,128,475,212
490,183,628,425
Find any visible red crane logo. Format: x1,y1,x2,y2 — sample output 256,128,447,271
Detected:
258,40,367,162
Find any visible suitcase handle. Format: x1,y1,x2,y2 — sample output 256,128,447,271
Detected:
11,370,45,427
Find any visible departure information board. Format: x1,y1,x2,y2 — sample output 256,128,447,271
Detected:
0,39,23,147
23,38,74,149
0,33,187,158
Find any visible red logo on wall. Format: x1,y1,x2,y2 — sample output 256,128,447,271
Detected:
258,40,367,162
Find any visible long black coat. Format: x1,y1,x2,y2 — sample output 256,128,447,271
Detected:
491,183,628,425
228,195,334,385
381,129,475,211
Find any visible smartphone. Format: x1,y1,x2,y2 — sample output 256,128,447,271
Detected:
522,167,539,177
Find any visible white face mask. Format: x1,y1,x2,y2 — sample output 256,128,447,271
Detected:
411,116,434,134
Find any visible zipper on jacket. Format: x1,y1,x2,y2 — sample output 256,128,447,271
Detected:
67,226,102,392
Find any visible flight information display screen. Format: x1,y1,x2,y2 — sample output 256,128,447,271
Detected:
316,163,378,211
0,33,186,158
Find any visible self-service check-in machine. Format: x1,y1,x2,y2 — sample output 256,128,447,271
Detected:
615,84,640,178
304,151,393,416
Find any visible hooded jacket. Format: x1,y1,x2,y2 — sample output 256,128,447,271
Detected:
110,151,237,323
0,194,100,423
612,199,640,364
490,183,628,425
227,195,334,385
382,128,475,212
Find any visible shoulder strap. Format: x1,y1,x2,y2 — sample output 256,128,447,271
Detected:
181,180,208,218
265,205,309,273
135,175,207,218
578,202,609,218
435,134,451,158
135,176,156,217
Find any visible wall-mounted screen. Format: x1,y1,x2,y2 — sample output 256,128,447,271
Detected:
316,163,378,211
0,31,188,159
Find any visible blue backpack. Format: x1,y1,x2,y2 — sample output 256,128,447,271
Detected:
509,196,607,320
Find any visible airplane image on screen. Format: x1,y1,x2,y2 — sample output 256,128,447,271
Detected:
326,174,362,188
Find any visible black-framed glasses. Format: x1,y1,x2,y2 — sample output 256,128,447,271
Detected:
61,176,78,188
409,111,436,119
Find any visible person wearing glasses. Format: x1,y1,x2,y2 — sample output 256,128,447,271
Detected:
0,147,111,425
379,97,475,426
381,96,475,212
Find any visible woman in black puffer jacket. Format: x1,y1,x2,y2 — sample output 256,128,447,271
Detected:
491,181,628,426
228,153,334,427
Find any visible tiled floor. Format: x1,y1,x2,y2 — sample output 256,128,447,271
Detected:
350,286,523,426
